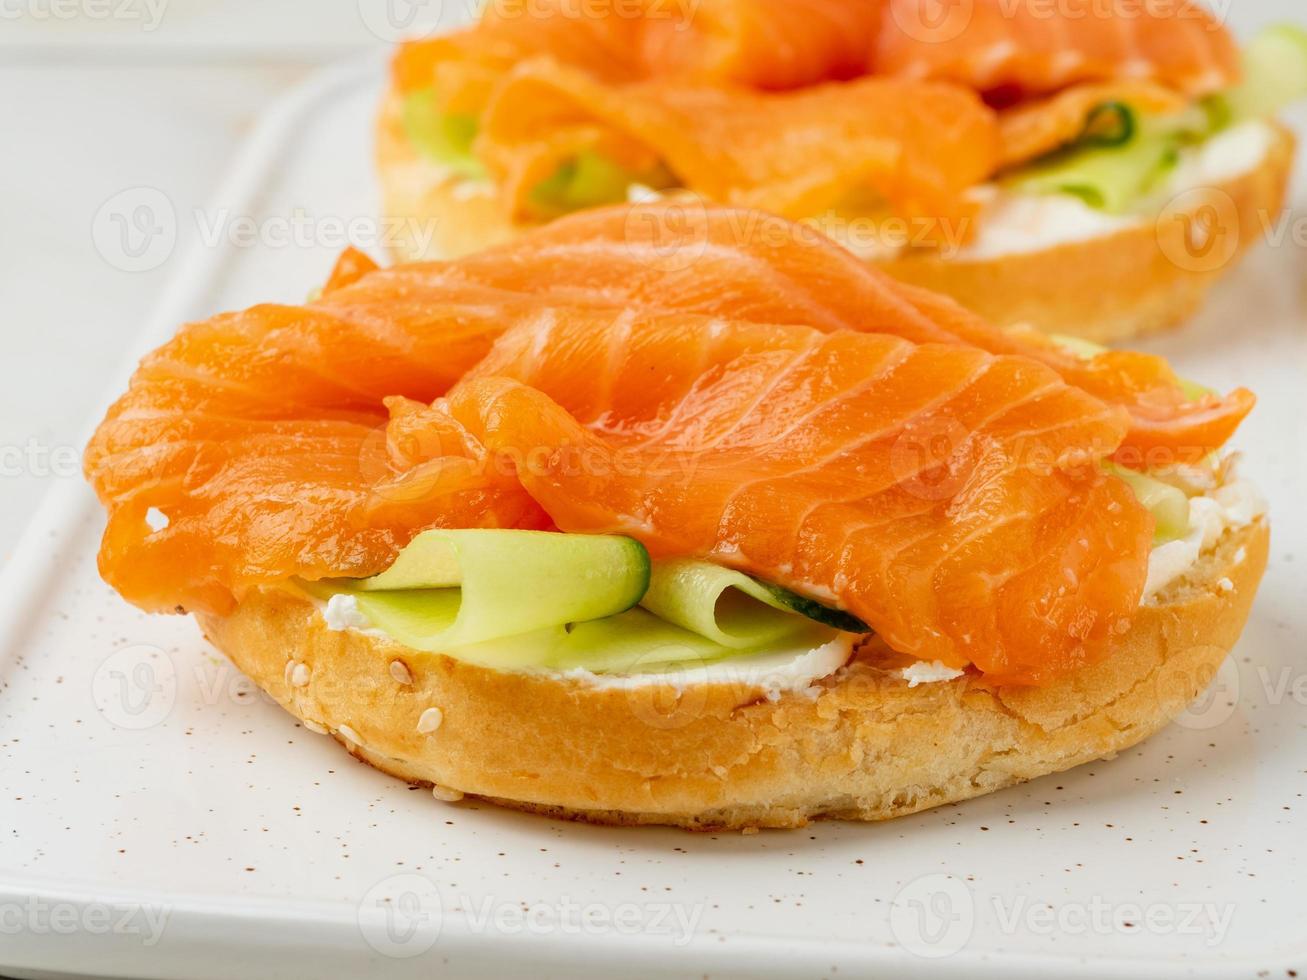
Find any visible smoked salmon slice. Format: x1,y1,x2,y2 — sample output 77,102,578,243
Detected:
434,203,1256,460
395,0,999,229
85,204,1251,684
874,0,1240,100
449,312,1149,685
476,66,998,224
997,80,1190,169
396,0,884,100
636,0,884,89
393,0,1242,239
393,0,645,107
83,295,553,615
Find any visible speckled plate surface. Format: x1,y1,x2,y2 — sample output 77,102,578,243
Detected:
2,63,1307,980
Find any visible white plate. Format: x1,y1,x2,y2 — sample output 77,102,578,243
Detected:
2,61,1306,980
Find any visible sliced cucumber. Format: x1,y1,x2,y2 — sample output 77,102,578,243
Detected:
549,609,840,675
1016,24,1307,213
1217,25,1307,123
640,558,869,648
307,532,866,675
1178,378,1216,402
1011,130,1181,213
402,90,484,178
1107,464,1192,544
1050,333,1108,360
754,583,871,634
548,608,746,673
1011,96,1216,214
530,150,639,215
1052,338,1200,540
347,592,568,665
345,604,839,676
1078,101,1137,149
323,529,650,650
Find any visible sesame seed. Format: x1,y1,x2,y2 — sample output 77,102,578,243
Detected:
290,663,311,687
742,827,760,836
283,661,295,686
389,660,413,685
417,707,444,734
431,784,464,803
337,725,362,746
302,719,328,735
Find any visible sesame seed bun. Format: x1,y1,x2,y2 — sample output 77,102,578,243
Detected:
878,124,1296,344
197,515,1267,831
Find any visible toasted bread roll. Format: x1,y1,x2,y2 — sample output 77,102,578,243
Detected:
200,518,1267,831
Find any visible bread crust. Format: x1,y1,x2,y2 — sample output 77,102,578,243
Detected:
880,124,1296,343
377,84,1293,342
198,519,1268,831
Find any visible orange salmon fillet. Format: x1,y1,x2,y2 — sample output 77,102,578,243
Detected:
393,1,645,108
86,205,1252,683
83,291,555,615
998,80,1189,169
448,312,1148,684
395,0,998,228
875,0,1240,100
637,0,885,89
444,204,1255,461
397,0,885,99
394,0,1242,231
477,66,999,224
